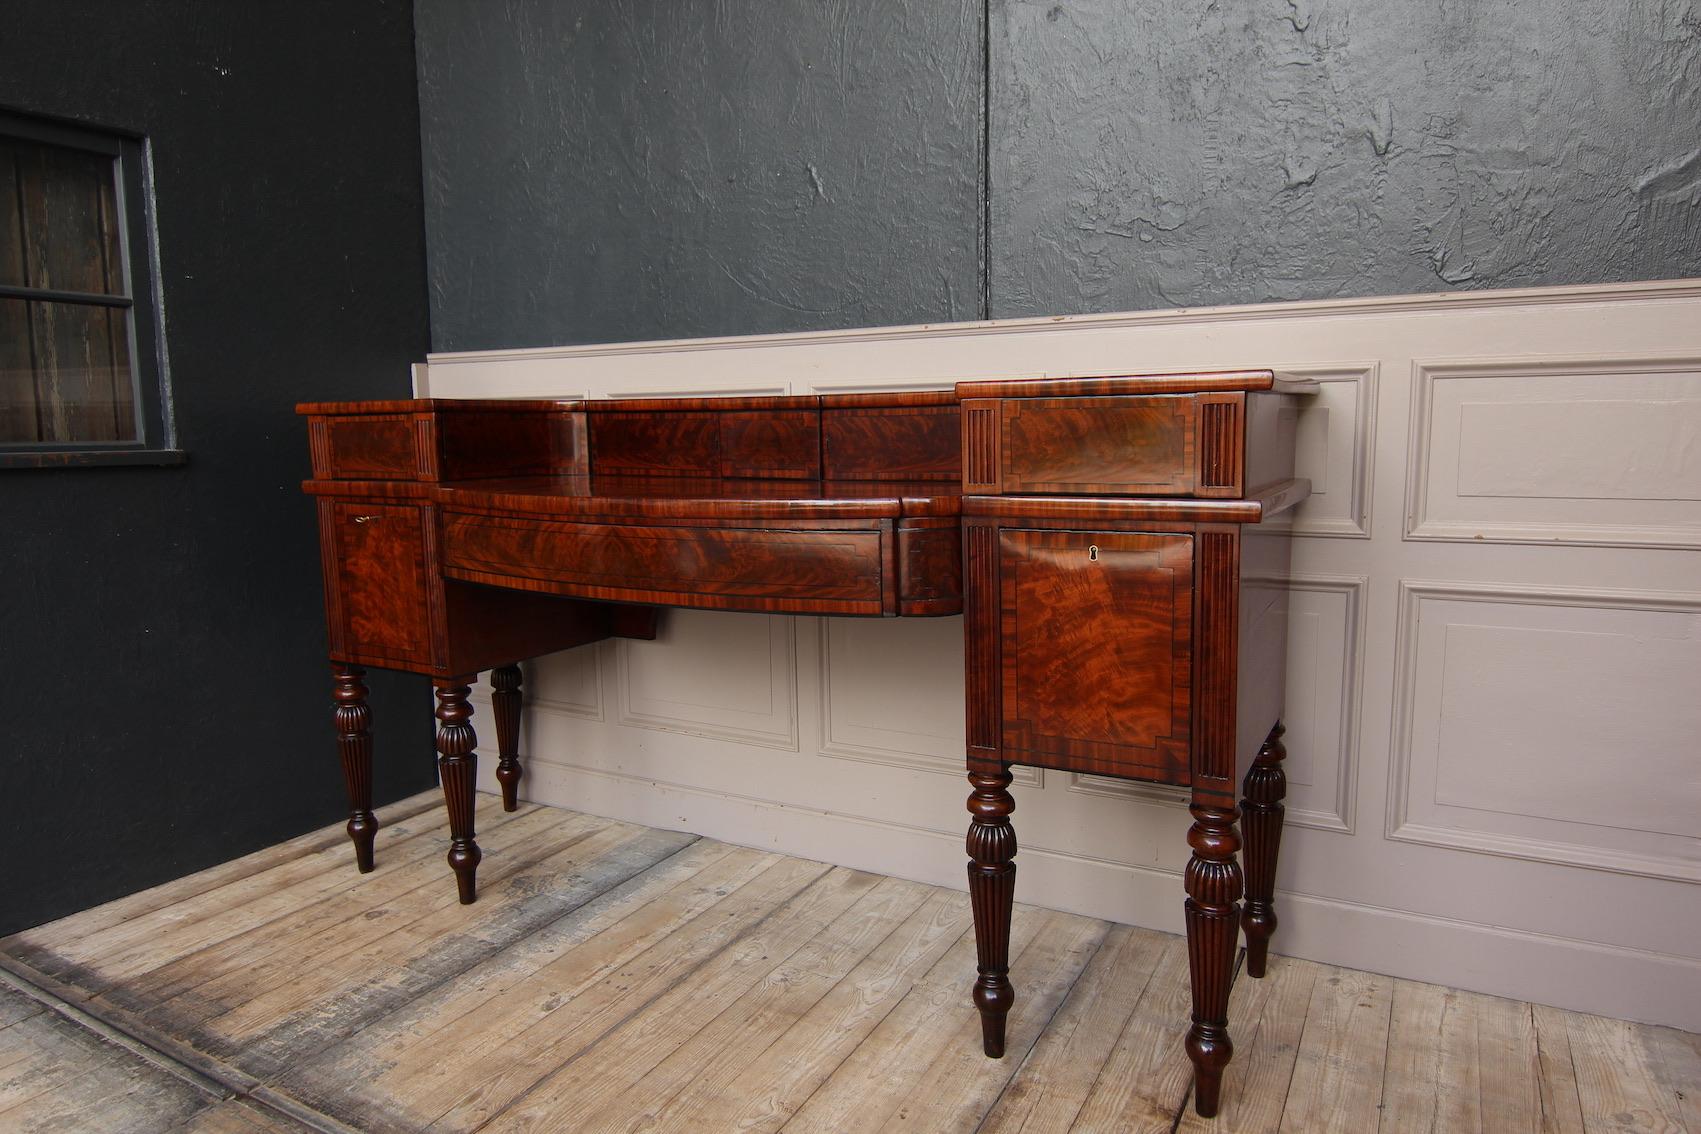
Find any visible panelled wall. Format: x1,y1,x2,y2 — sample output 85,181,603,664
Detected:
418,280,1701,1032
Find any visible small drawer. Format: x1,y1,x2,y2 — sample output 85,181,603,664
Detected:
441,511,890,615
308,414,426,480
962,393,1244,498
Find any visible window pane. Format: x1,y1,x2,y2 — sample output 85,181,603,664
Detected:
0,298,136,443
0,138,125,296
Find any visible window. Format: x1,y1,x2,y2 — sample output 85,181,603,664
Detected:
1,108,176,467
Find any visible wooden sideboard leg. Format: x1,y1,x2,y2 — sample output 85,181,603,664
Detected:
1241,722,1287,979
490,664,524,812
331,665,378,874
1184,803,1243,1118
966,766,1017,1058
433,679,482,904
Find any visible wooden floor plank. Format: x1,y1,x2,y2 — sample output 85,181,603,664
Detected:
116,805,607,1016
1064,933,1198,1134
979,924,1170,1134
1379,979,1484,1133
351,853,831,1131
1639,1022,1701,1133
0,790,442,969
3,797,1695,1134
652,888,973,1134
486,872,929,1132
761,906,1047,1134
203,822,699,1079
1277,965,1394,1134
440,862,873,1133
0,995,216,1131
0,983,45,1030
1534,1003,1590,1134
170,1099,319,1133
274,839,773,1129
51,796,516,990
780,906,1107,1134
1174,954,1320,1134
1475,992,1544,1134
1568,1009,1688,1134
874,908,1106,1134
145,806,614,1036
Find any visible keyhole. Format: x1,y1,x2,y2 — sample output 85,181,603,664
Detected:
1088,544,1099,562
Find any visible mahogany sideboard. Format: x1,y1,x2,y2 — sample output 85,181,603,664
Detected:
298,370,1314,1116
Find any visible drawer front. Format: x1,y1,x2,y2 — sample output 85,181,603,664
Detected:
442,512,889,615
999,528,1192,783
308,414,425,480
322,501,434,665
963,393,1244,497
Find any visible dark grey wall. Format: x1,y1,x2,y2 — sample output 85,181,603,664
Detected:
415,0,983,350
0,2,435,935
417,0,1698,345
992,0,1701,315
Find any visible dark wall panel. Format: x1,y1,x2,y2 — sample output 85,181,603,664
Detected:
415,0,984,350
0,2,435,935
991,0,1701,316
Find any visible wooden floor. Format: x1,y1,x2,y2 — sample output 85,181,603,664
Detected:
2,791,1695,1133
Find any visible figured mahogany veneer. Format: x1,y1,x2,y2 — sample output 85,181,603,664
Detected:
299,370,1316,1120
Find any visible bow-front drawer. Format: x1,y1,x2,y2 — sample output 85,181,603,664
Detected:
440,510,895,616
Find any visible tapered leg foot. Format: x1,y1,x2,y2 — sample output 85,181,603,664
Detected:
1241,722,1287,979
434,679,482,904
491,664,524,812
332,665,377,873
966,767,1017,1058
1185,803,1243,1118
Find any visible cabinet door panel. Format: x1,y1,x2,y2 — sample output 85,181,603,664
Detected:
999,528,1192,783
328,501,433,664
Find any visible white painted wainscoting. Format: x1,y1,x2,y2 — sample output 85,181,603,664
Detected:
416,280,1701,1032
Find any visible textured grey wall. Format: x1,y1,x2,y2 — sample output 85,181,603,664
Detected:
416,1,1699,346
415,0,983,350
0,1,435,935
992,0,1701,315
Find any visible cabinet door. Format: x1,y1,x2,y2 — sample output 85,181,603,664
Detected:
999,528,1192,784
322,500,434,666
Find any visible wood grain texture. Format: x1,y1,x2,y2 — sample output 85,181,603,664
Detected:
1279,967,1395,1133
718,409,821,478
1,797,1689,1134
955,369,1281,399
1001,395,1200,495
590,410,721,476
442,510,892,614
999,527,1193,782
897,518,963,615
310,414,417,480
321,499,433,667
824,402,961,481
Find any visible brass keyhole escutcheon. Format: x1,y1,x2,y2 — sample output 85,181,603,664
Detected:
1088,544,1099,562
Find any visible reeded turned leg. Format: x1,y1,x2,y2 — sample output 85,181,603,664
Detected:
1241,722,1287,979
433,679,482,904
966,767,1017,1058
490,664,524,812
1184,803,1244,1118
331,665,377,873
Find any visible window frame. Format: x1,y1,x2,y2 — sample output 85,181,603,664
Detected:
0,106,180,469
